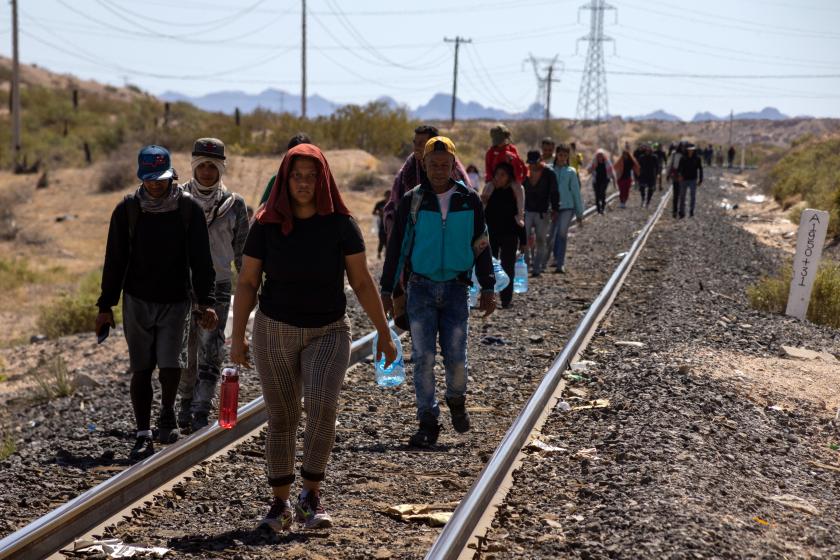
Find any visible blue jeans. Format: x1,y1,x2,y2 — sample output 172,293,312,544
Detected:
550,209,575,269
678,180,698,217
406,276,469,420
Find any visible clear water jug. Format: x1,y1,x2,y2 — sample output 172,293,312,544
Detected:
372,329,405,387
513,254,528,293
492,257,510,292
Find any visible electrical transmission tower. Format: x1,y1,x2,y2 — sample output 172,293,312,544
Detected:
575,0,616,123
525,54,564,131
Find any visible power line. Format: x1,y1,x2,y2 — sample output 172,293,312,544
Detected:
97,0,270,31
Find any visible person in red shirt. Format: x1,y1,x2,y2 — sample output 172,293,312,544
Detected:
482,124,525,227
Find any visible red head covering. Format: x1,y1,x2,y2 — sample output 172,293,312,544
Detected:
256,144,351,235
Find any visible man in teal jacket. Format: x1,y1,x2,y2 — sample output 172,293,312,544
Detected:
549,144,585,273
381,136,495,447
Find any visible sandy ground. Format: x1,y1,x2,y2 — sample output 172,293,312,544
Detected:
712,171,839,416
0,149,389,345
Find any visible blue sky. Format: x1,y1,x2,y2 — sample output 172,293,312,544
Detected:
3,0,839,119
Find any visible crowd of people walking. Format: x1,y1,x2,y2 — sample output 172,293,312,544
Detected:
95,123,721,532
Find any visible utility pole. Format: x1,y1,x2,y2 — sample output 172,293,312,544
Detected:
444,36,472,125
526,54,563,132
301,0,307,118
11,0,21,168
575,0,616,123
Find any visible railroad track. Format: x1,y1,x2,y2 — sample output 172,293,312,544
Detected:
0,192,632,560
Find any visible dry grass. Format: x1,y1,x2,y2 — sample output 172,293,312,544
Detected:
31,355,76,401
747,263,840,329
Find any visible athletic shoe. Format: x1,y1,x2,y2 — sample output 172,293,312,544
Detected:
191,411,209,432
446,396,471,433
295,492,332,529
260,497,294,531
177,398,192,433
157,408,179,443
409,413,441,447
129,436,154,460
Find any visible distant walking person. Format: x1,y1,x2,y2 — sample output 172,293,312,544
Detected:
96,146,218,460
381,136,495,448
383,125,469,239
231,143,396,531
677,144,704,218
667,143,684,218
550,144,584,274
570,142,585,175
653,142,667,190
178,138,250,433
483,162,526,308
484,124,526,227
372,189,389,259
727,145,736,168
523,150,559,276
540,137,556,164
466,164,482,191
636,144,659,208
588,149,616,214
613,148,639,208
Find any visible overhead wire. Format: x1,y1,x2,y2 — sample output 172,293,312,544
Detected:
97,0,271,30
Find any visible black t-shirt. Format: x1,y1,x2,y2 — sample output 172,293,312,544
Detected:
244,213,365,328
485,186,525,244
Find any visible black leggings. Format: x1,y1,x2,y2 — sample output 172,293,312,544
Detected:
131,368,181,431
594,182,609,213
490,232,518,306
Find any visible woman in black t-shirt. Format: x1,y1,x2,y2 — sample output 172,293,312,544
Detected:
230,144,396,532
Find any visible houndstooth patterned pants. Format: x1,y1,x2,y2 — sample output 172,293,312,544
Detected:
252,310,351,487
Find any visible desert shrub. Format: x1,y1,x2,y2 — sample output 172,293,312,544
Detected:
37,270,120,339
98,159,136,192
0,427,14,461
0,257,62,289
347,170,385,192
31,355,76,401
747,263,840,329
768,136,840,238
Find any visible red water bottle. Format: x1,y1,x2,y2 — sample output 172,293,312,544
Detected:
218,367,239,429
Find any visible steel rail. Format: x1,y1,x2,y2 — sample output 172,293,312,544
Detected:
426,189,672,559
0,328,380,560
0,190,621,560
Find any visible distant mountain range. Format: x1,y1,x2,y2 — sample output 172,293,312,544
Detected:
628,107,800,122
160,88,806,122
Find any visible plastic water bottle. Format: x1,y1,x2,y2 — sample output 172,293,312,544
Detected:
372,329,405,387
492,257,510,292
468,282,479,308
218,367,239,429
514,254,528,294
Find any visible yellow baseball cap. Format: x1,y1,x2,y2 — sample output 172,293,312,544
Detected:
422,136,457,160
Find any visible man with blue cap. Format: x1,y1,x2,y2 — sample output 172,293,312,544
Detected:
96,145,218,460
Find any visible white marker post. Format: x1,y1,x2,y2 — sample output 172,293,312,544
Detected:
786,209,829,320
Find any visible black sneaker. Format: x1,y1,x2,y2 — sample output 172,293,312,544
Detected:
191,411,209,432
446,396,471,433
295,492,332,529
158,408,179,444
129,436,154,460
260,497,294,531
408,414,441,448
177,399,192,433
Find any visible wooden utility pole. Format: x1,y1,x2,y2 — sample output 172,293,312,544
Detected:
301,0,307,118
11,0,22,167
728,109,734,146
444,36,471,125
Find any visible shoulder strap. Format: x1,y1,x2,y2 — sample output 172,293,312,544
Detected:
409,186,423,225
179,192,193,233
207,191,232,228
124,194,140,243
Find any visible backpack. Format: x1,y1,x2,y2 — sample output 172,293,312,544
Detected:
391,187,425,330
